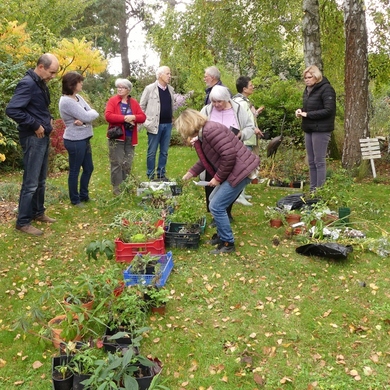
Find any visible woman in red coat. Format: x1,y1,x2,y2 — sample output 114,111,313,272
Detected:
105,78,146,195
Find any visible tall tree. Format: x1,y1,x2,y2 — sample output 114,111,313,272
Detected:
302,0,323,69
69,0,157,77
342,0,369,169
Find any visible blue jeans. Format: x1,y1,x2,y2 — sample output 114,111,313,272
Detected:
147,123,172,178
305,132,331,191
209,177,251,243
17,135,50,226
64,138,94,205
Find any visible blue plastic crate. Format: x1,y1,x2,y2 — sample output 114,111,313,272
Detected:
123,251,173,287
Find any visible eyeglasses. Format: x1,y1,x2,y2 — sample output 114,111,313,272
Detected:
117,86,128,90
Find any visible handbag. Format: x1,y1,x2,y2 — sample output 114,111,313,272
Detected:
107,126,123,139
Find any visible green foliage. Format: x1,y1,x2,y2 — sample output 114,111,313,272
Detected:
86,239,115,261
110,209,164,243
253,77,303,139
99,286,148,332
315,167,355,207
0,59,25,169
168,189,205,224
82,347,155,390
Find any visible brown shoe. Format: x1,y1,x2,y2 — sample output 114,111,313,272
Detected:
34,214,57,223
16,224,43,236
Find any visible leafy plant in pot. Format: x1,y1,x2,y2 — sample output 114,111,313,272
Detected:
144,286,171,315
61,273,97,311
98,285,148,341
167,189,205,227
264,206,285,228
68,343,107,390
81,347,160,390
130,253,161,275
52,355,74,390
315,167,354,223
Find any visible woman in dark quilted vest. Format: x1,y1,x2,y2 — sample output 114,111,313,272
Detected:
295,65,336,192
175,109,260,255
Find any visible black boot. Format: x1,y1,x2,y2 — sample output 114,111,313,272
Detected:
210,241,235,254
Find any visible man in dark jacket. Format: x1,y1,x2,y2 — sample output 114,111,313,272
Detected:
6,53,59,236
295,65,336,192
203,66,232,105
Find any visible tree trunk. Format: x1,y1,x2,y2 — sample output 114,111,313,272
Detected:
119,14,130,77
302,0,323,70
342,0,369,169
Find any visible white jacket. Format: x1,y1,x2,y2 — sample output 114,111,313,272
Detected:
139,81,175,134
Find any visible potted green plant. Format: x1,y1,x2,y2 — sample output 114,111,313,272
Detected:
144,287,171,315
315,168,354,224
52,355,74,390
69,343,107,390
130,253,161,275
81,347,159,390
98,286,148,339
264,206,285,228
60,273,97,311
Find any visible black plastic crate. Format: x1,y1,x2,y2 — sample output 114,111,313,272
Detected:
164,223,199,249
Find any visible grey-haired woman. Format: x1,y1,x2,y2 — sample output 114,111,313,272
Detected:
105,78,146,195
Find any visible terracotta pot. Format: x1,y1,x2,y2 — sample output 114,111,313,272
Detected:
286,214,301,225
269,219,283,228
48,315,81,349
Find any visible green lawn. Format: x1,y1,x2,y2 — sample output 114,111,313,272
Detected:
1,125,390,389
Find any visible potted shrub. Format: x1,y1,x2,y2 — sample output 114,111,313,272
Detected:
61,274,97,311
97,286,148,341
52,354,74,390
130,253,161,275
69,343,107,390
315,168,354,224
81,347,159,390
264,206,284,228
144,287,171,315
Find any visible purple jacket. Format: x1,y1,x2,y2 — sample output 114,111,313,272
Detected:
189,121,260,187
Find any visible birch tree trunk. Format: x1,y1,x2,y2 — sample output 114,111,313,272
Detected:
302,0,323,69
342,0,369,169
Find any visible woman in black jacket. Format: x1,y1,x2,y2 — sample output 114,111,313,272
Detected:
295,65,336,192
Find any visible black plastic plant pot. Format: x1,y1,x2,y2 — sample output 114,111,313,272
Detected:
52,356,73,390
73,374,91,390
136,365,154,390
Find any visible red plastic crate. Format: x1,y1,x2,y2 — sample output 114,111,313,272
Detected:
115,236,165,263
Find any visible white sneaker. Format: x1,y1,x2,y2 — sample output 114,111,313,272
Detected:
244,194,252,199
235,194,252,206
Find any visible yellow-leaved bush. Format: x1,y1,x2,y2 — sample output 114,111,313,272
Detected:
54,38,108,77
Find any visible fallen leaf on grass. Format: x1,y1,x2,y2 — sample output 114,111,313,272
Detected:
14,381,24,386
254,372,265,385
363,366,373,376
0,358,6,367
32,361,43,369
280,376,292,383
